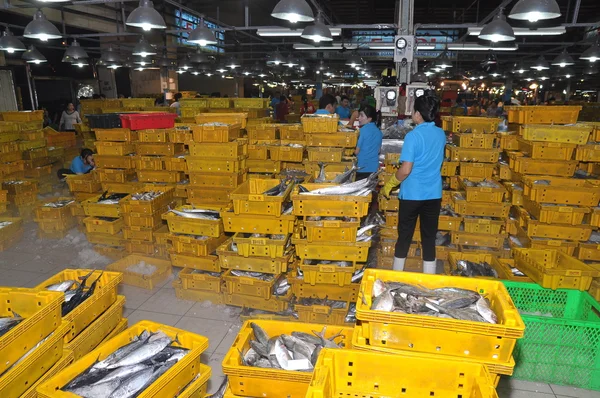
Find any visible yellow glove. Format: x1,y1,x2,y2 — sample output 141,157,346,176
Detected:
382,175,401,199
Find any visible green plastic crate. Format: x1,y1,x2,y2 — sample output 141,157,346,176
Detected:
503,280,600,391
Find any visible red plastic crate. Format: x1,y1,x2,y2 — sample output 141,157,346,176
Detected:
119,113,177,130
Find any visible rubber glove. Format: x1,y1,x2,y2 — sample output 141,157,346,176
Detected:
382,175,401,199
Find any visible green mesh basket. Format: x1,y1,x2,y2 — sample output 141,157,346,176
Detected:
503,281,600,391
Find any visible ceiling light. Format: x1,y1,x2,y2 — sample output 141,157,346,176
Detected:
0,29,26,53
189,48,209,63
132,37,156,57
447,43,517,51
256,27,340,37
22,46,46,64
62,53,73,63
216,66,227,73
23,10,61,41
178,56,193,70
581,42,600,63
368,43,435,50
205,72,213,76
192,71,200,76
271,0,314,23
134,56,153,66
64,39,88,60
135,67,145,71
509,0,561,22
435,51,452,68
479,9,515,42
101,45,122,66
226,56,240,69
468,26,565,36
551,49,575,67
512,62,527,73
531,55,550,70
73,60,88,67
301,12,332,42
584,64,598,75
284,56,298,67
188,18,217,46
346,54,362,67
268,51,284,65
126,0,166,31
176,69,185,74
157,55,172,67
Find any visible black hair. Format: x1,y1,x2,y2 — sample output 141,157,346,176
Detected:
341,95,349,102
319,94,337,109
414,93,440,123
80,148,93,159
359,104,377,121
174,93,182,101
279,95,286,102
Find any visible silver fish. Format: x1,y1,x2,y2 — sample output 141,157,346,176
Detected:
315,162,327,183
299,171,381,196
108,367,156,398
169,209,220,220
67,379,121,398
93,334,146,370
371,290,394,311
0,311,23,337
356,224,377,237
475,297,497,324
107,336,175,369
332,165,359,184
250,322,270,346
92,364,148,385
46,280,78,292
206,376,229,398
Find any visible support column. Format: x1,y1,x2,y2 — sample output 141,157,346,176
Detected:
504,77,513,104
316,72,323,99
396,0,414,84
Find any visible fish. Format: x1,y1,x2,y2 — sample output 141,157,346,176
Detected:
92,332,149,370
299,171,382,196
250,322,270,346
66,378,121,398
91,364,148,385
107,366,156,398
206,376,228,398
107,335,177,369
230,270,275,281
314,162,327,183
263,180,289,196
43,199,75,208
356,224,377,237
475,297,497,324
332,165,359,184
371,290,394,311
451,260,498,278
0,311,24,336
130,191,164,201
169,208,220,220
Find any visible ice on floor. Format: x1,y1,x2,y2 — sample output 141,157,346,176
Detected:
126,260,158,275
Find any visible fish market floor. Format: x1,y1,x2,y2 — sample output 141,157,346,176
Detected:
1,222,599,397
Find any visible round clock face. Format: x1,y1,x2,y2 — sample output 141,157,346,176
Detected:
396,38,407,50
386,89,397,101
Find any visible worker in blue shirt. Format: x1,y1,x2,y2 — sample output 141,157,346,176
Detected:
270,91,281,118
354,104,382,180
382,93,446,274
57,148,95,180
314,94,337,115
335,95,352,119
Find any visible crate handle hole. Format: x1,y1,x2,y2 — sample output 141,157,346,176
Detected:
458,384,463,388
402,388,407,393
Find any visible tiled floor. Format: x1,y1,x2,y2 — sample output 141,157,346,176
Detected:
1,222,599,397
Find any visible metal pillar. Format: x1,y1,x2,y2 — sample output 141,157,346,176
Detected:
396,0,414,84
316,72,323,99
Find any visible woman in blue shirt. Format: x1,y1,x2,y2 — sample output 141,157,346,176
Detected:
354,104,382,180
382,93,445,274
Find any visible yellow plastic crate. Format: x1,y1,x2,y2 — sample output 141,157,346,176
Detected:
137,128,171,143
86,231,124,247
451,194,510,217
0,321,69,398
233,98,269,109
520,212,593,241
206,98,232,108
95,141,135,156
447,145,500,163
0,288,64,376
178,268,222,292
120,98,154,107
188,140,247,158
119,188,174,214
279,124,304,141
94,155,136,169
447,252,503,277
107,254,171,289
514,248,600,290
36,270,122,343
378,195,399,211
1,110,43,122
122,226,155,242
135,155,165,171
170,233,227,257
163,207,223,237
297,259,361,287
192,122,243,142
180,98,209,107
442,115,501,133
521,175,600,206
135,142,185,157
83,216,122,235
588,279,600,302
222,269,278,299
300,217,361,242
292,183,371,218
498,132,520,151
522,197,590,225
232,232,290,258
293,238,371,261
506,105,582,124
94,128,137,142
187,186,232,206
451,231,505,249
490,257,533,283
452,132,498,149
173,279,223,303
517,137,577,160
517,123,591,144
230,179,292,217
304,131,358,148
575,143,600,162
64,295,124,360
247,124,279,142
222,211,296,234
170,252,221,272
34,198,74,221
458,177,506,203
122,210,165,229
19,350,75,398
218,239,293,274
137,170,184,183
223,291,290,312
124,239,157,256
268,144,304,162
306,146,344,162
295,302,349,325
576,242,600,262
247,143,269,160
301,114,339,133
441,160,459,176
223,320,353,397
507,152,578,177
82,194,123,218
187,155,246,173
188,169,247,188
247,159,282,173
458,162,496,179
93,245,127,260
97,168,136,183
356,269,525,363
0,121,18,133
590,207,600,229
37,321,209,398
463,216,505,234
168,127,193,144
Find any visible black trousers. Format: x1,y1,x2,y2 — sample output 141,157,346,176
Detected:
394,198,442,261
57,168,74,179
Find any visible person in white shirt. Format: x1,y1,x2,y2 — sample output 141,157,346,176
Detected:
59,103,82,131
170,92,182,116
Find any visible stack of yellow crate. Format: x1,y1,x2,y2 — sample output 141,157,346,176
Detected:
277,123,305,175
0,216,23,251
80,187,126,255
3,179,38,221
289,179,371,325
75,122,96,151
179,98,208,123
34,197,76,239
247,123,282,178
119,188,174,258
135,128,186,186
0,112,42,184
187,113,247,208
95,127,138,191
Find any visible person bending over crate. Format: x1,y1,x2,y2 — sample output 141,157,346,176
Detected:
381,92,446,274
57,148,95,180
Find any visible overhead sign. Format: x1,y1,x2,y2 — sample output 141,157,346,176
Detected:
394,35,415,63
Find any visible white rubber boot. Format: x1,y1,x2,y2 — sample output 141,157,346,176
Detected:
392,257,406,271
423,260,437,274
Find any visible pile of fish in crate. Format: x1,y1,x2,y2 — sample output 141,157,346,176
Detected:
34,197,76,239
